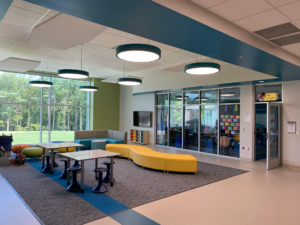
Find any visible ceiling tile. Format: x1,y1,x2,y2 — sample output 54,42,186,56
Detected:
0,57,40,72
28,13,107,50
14,41,54,55
0,23,28,41
278,1,300,20
2,6,51,29
0,37,17,49
89,32,132,48
11,0,49,15
267,0,297,7
234,9,289,32
84,55,123,67
105,28,138,40
292,51,300,57
190,0,228,9
209,0,273,22
281,42,300,52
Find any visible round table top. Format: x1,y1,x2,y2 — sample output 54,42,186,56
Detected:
91,140,107,143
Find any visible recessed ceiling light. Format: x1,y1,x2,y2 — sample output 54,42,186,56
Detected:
117,78,142,86
78,86,99,91
239,56,243,58
29,81,53,87
116,44,161,62
259,81,264,83
184,62,220,75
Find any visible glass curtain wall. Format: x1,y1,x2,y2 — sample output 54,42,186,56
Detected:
0,72,90,144
156,87,241,158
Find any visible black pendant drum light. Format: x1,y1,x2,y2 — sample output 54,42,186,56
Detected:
78,86,99,91
29,80,53,87
117,61,142,86
58,45,89,79
116,43,161,62
185,62,220,75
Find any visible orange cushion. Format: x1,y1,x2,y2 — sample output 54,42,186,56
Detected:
12,144,31,153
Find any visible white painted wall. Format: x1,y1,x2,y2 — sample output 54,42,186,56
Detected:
240,85,255,161
119,86,155,144
282,81,300,168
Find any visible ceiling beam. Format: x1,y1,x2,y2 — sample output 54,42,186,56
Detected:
23,0,300,81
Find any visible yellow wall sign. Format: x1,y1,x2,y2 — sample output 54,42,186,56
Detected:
264,93,279,101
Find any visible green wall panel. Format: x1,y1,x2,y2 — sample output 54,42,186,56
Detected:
90,78,120,131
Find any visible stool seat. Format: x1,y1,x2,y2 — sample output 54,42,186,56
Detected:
94,168,108,173
42,155,51,173
47,150,59,167
60,159,72,179
93,168,108,193
48,150,59,154
67,166,81,171
102,161,115,165
67,166,81,192
91,140,107,150
102,161,115,183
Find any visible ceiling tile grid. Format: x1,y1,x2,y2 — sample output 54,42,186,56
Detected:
190,0,300,60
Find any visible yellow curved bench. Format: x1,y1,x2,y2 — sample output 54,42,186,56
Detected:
106,144,197,173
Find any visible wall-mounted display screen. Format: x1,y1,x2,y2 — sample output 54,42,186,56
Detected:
133,111,152,127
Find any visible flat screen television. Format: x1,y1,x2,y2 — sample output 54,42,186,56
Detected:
133,111,152,127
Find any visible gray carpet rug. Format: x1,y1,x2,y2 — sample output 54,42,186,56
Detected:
0,156,247,225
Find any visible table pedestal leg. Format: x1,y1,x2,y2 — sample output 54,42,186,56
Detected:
95,159,98,180
42,148,45,169
50,149,54,174
81,161,84,193
67,158,70,185
110,157,114,187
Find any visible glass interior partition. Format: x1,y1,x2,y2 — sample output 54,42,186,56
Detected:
156,106,168,145
184,105,199,151
169,106,183,148
255,83,282,102
219,104,240,158
200,105,218,154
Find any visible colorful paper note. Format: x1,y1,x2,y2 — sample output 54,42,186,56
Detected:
223,119,227,122
231,115,235,119
221,115,225,118
225,115,229,118
228,127,232,130
228,119,232,122
231,131,235,134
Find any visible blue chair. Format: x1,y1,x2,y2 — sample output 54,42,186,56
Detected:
102,161,115,183
51,141,64,143
42,155,51,173
93,168,108,193
67,166,81,192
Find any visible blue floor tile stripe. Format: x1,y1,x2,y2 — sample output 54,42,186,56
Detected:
27,160,128,215
111,209,160,225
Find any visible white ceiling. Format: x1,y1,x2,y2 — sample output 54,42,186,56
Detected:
191,0,300,57
0,0,277,88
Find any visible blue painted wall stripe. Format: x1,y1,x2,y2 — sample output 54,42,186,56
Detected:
0,0,13,22
23,0,300,81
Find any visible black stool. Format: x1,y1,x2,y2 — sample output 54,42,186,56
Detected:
48,150,59,167
67,166,81,192
93,168,108,193
60,159,73,179
42,155,51,173
102,161,115,183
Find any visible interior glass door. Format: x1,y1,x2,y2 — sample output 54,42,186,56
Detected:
266,103,281,170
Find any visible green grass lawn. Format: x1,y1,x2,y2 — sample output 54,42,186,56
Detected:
1,131,75,145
